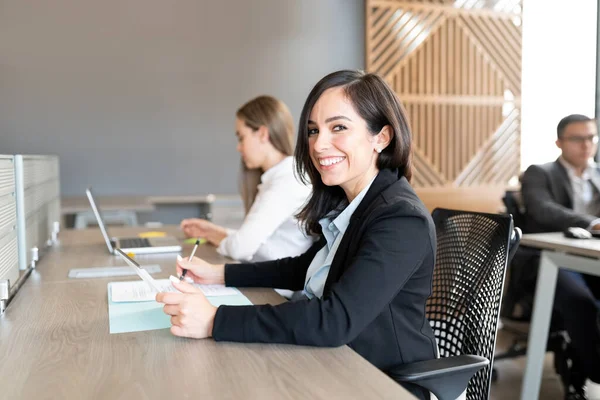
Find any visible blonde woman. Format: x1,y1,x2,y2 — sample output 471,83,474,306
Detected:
181,96,312,263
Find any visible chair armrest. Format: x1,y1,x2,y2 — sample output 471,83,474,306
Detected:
387,355,489,400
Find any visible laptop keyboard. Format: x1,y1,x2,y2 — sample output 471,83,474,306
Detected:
119,238,151,248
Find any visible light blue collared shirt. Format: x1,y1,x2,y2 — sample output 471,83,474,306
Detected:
303,177,376,299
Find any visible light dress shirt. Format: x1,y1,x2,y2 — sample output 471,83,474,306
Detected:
218,156,313,262
303,176,376,299
558,157,600,227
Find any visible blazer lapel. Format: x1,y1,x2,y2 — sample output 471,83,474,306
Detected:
590,167,600,194
553,160,573,208
322,169,400,294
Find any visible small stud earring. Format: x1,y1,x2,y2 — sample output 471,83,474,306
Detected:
376,148,382,153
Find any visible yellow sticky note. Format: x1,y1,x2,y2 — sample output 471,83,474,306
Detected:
183,238,207,245
138,231,167,238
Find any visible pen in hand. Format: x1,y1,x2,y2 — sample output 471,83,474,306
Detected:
180,239,200,281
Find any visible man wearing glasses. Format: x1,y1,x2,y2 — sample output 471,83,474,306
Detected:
521,114,600,400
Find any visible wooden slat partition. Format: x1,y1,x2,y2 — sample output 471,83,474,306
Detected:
366,0,522,211
415,185,507,214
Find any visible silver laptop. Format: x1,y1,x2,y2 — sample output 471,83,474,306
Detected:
86,187,182,255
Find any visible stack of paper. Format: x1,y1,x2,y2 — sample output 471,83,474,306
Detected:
110,279,241,302
107,279,252,334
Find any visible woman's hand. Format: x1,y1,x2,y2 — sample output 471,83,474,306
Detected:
180,218,229,246
156,279,217,339
180,218,215,238
176,255,225,285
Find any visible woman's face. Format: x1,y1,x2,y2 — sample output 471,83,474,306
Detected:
307,87,382,200
236,118,264,169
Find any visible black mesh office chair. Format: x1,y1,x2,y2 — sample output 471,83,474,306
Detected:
389,208,519,400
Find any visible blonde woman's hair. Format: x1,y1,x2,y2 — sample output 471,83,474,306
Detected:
237,95,295,213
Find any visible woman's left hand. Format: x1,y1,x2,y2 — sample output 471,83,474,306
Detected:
156,279,217,339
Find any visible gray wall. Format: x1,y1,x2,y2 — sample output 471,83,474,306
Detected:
0,0,365,196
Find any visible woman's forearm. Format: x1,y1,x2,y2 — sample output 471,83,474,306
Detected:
206,223,229,246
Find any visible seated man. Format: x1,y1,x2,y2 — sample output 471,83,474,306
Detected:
521,114,600,399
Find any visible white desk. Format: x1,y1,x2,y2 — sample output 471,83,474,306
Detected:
520,232,600,399
0,226,414,399
61,194,218,228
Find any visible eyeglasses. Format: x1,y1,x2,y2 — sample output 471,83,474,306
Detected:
561,135,599,144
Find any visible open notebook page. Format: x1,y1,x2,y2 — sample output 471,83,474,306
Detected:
110,279,241,302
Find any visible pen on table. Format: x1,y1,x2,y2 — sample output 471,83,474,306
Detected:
180,239,200,281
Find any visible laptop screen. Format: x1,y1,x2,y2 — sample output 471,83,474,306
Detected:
85,187,115,253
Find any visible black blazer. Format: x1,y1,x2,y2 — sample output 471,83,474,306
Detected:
521,160,600,233
212,169,438,385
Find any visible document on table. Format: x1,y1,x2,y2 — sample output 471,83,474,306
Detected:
107,279,253,334
110,279,241,302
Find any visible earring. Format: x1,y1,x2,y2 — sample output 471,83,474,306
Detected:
376,148,382,154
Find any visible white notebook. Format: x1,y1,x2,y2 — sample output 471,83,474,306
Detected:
110,279,241,303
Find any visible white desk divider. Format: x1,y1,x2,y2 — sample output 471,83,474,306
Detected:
14,155,60,272
0,155,18,314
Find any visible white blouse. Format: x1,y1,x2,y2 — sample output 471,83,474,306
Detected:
217,156,313,262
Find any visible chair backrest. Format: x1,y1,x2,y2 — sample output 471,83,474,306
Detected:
508,227,522,264
428,208,515,400
502,190,526,230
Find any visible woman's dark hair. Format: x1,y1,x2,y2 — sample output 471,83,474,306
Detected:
295,70,413,235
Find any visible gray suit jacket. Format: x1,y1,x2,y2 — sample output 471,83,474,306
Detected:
521,159,600,233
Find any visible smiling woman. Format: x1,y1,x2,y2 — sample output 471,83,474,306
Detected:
157,70,438,400
306,87,389,199
295,70,412,235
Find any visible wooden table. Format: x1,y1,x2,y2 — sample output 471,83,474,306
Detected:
146,194,216,205
60,195,156,229
61,195,217,228
61,195,156,214
520,233,600,400
0,226,413,399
